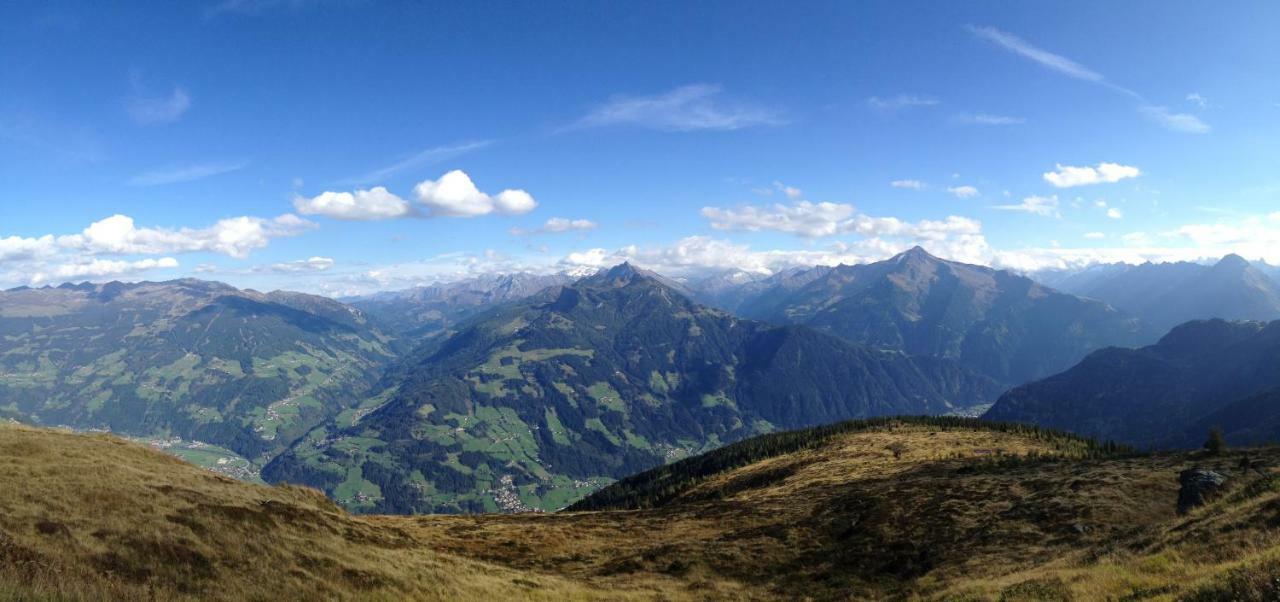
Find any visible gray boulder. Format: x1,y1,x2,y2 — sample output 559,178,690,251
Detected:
1177,468,1229,515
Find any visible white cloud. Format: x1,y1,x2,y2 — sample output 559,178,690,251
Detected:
293,186,412,221
414,170,537,218
967,25,1106,84
510,217,598,236
569,84,783,132
559,233,993,278
57,213,314,259
128,161,248,186
1139,105,1211,134
968,26,1211,134
700,197,984,241
867,94,940,110
1106,207,1124,219
1043,162,1141,188
265,256,334,273
127,86,191,125
891,179,927,190
947,185,980,199
992,195,1061,218
36,257,179,283
0,235,58,262
1084,232,1106,239
1186,93,1209,109
957,113,1026,125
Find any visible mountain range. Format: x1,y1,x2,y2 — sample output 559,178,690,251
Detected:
345,272,575,339
985,318,1280,447
7,250,1280,514
1043,254,1280,335
263,263,1002,513
0,279,396,461
691,247,1145,386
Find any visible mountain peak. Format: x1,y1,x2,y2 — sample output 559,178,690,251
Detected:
1215,253,1251,270
894,246,938,263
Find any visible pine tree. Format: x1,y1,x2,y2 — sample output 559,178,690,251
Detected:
1205,427,1226,456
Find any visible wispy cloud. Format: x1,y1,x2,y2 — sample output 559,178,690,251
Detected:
947,185,980,199
510,218,598,236
126,86,191,125
128,160,248,186
867,94,940,110
955,113,1026,126
338,140,492,185
968,25,1209,134
967,25,1110,85
992,194,1061,218
204,0,355,18
891,179,927,190
1139,105,1210,134
567,84,784,132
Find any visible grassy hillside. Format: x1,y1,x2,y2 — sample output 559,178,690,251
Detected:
0,425,632,601
7,420,1280,600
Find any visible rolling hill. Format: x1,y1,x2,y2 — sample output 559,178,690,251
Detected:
263,263,1002,513
0,279,396,464
731,247,1144,385
985,318,1280,448
9,419,1280,600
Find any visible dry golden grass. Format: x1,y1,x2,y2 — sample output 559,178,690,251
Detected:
5,421,1280,600
0,425,661,601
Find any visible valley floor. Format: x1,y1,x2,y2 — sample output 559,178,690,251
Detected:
3,422,1280,600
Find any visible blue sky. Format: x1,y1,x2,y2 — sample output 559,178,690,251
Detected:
2,1,1279,294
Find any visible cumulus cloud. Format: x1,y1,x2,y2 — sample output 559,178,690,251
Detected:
293,187,412,221
57,213,314,259
414,170,537,217
1106,207,1124,219
992,195,1061,218
867,94,940,110
948,185,980,199
0,235,58,262
510,218,598,236
1043,162,1141,188
569,84,784,132
891,179,927,190
701,196,983,242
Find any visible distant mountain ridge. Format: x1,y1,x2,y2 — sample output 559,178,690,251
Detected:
984,318,1280,448
264,262,1002,513
0,279,395,460
697,247,1143,385
1047,254,1280,334
345,272,576,339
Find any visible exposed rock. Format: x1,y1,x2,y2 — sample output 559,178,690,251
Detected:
1178,468,1229,515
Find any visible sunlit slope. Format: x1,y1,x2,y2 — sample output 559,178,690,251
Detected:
410,418,1280,600
0,425,639,601
8,419,1280,600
